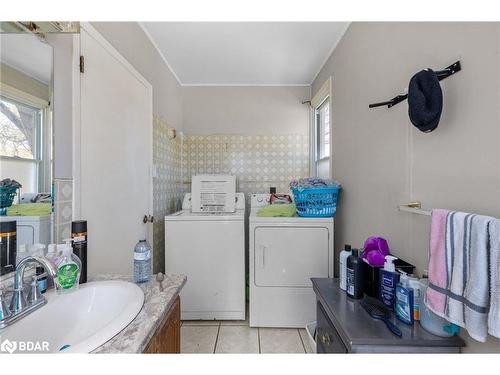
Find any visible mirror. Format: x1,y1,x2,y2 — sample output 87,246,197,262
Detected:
0,32,53,278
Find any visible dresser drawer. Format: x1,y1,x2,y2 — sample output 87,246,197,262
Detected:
316,301,348,353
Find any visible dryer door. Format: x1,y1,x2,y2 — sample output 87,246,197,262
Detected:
254,226,330,287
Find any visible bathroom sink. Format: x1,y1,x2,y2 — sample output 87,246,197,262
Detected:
1,280,144,353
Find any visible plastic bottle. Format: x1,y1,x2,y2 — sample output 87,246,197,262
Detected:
408,275,422,321
395,271,414,325
55,239,82,293
419,279,457,337
134,239,152,283
379,255,400,310
30,243,47,293
346,249,365,299
0,220,16,276
16,244,30,266
71,220,88,284
46,244,61,266
339,244,352,291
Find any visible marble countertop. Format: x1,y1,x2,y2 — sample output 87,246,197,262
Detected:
91,273,186,354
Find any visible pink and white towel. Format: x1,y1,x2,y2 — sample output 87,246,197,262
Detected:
425,209,450,315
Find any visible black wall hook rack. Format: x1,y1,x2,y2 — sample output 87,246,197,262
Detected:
369,61,461,109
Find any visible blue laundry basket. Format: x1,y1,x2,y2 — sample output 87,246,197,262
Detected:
292,186,340,218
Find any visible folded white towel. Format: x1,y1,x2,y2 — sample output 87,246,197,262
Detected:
488,219,500,338
443,212,493,342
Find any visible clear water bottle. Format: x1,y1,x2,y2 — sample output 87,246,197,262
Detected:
134,239,151,283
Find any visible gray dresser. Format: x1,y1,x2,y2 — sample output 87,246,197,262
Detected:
312,278,465,353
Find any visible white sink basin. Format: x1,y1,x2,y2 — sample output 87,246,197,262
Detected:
1,280,144,353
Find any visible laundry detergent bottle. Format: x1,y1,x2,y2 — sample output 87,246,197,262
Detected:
339,244,352,291
379,255,399,310
55,239,81,293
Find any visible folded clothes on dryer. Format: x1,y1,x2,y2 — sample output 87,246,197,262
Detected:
257,203,296,217
290,177,341,191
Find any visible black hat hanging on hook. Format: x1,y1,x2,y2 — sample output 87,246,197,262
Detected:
407,69,443,133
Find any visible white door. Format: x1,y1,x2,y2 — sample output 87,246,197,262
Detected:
254,226,330,287
77,23,153,276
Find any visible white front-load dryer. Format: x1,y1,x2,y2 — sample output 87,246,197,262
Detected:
165,193,246,320
249,194,334,328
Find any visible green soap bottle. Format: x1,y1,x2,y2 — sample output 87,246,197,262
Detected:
55,239,82,293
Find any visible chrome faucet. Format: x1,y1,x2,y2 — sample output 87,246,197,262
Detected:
0,256,58,329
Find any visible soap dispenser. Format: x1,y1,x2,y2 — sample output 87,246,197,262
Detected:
55,239,82,293
395,271,414,325
379,255,400,310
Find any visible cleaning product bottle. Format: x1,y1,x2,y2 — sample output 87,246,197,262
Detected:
339,244,352,291
55,239,81,293
46,244,61,290
134,239,152,283
379,255,400,310
30,243,47,293
71,220,88,284
46,244,61,266
395,271,414,324
408,274,422,321
346,249,365,299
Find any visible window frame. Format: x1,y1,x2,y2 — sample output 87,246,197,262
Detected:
315,96,330,162
310,77,332,178
0,83,51,193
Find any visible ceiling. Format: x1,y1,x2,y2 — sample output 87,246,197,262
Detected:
0,33,52,84
141,22,349,86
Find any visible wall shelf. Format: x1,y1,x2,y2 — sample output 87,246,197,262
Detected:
398,202,431,216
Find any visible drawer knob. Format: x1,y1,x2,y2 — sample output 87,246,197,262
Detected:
321,334,331,345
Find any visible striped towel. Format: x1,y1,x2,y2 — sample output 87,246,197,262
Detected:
426,211,494,342
488,219,500,338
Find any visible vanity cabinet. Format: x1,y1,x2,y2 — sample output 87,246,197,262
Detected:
144,296,181,353
316,301,347,353
312,278,465,353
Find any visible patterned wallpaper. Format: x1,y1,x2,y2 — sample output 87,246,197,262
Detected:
153,116,183,273
151,118,311,273
184,134,310,196
54,178,73,243
152,130,310,273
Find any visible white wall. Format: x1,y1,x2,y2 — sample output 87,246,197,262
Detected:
46,33,73,179
312,22,500,352
182,86,310,135
91,22,183,129
45,23,185,179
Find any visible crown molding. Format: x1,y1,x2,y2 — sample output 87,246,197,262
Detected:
310,22,350,86
181,83,311,87
138,22,183,86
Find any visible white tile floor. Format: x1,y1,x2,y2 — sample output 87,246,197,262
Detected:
181,318,314,354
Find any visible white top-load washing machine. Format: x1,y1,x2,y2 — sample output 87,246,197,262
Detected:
249,193,334,328
165,175,245,320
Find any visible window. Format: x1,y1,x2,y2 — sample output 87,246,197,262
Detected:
316,98,330,160
311,78,331,179
0,95,47,193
